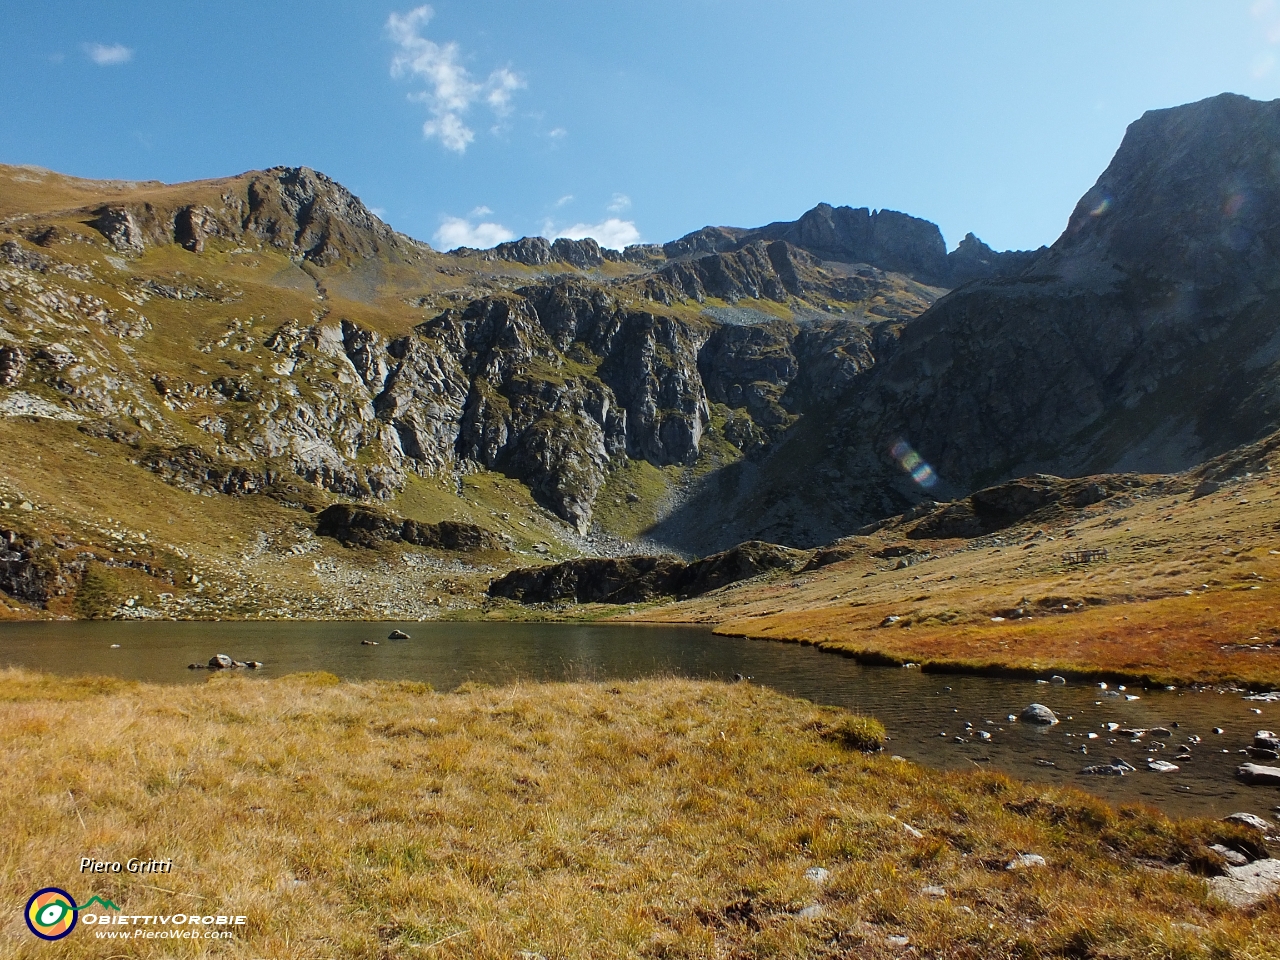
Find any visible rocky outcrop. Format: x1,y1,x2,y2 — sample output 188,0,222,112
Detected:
488,540,807,603
663,207,1038,288
905,474,1151,540
473,236,607,269
0,528,84,607
315,504,505,552
945,233,1042,286
488,554,687,604
84,166,413,265
0,345,25,386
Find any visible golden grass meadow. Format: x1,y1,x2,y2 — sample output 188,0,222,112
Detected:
1,668,1277,959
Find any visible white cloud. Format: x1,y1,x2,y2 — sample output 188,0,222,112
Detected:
370,206,387,218
607,193,631,213
555,194,574,208
555,218,641,250
547,127,567,139
434,215,515,250
387,6,525,154
469,205,493,217
84,43,132,66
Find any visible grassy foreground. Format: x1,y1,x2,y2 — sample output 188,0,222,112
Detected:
1,671,1277,958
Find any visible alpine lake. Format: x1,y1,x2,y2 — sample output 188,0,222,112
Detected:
2,619,1276,821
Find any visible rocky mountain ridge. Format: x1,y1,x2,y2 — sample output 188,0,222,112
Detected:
651,92,1280,550
4,92,1280,624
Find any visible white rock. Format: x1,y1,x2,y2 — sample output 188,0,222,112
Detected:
1007,854,1047,870
804,867,830,885
1208,858,1280,907
1223,812,1271,831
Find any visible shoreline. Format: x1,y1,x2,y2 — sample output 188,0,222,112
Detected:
3,607,1279,692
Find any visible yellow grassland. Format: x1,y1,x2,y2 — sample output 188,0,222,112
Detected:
0,669,1275,958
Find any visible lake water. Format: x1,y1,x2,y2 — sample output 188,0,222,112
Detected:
1,619,1277,821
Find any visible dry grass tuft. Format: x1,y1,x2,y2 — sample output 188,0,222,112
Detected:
0,669,1275,957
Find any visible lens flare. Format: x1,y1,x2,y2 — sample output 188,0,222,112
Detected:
890,439,938,490
1089,197,1111,217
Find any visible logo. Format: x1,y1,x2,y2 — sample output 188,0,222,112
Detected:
24,889,120,941
25,888,78,941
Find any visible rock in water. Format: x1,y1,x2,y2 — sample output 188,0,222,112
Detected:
208,654,235,669
1019,703,1059,725
388,629,410,640
1237,763,1280,786
1081,763,1128,776
361,639,379,646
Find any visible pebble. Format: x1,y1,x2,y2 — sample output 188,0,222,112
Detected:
796,904,824,920
921,885,947,898
886,935,910,947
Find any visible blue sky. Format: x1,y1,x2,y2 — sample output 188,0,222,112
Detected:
2,1,1278,252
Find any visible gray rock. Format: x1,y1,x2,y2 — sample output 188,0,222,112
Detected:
1238,763,1280,786
1019,703,1059,725
921,884,947,898
1208,858,1280,907
208,654,235,669
1081,762,1131,776
796,904,824,920
388,629,411,640
1147,759,1180,773
1223,812,1272,831
1255,731,1280,752
1210,844,1251,867
361,639,379,646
